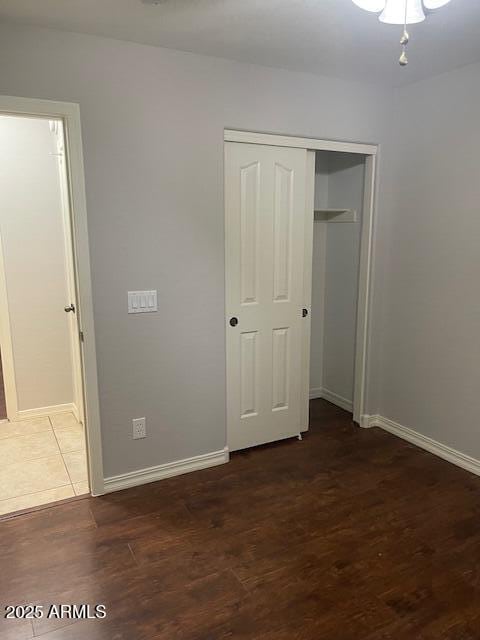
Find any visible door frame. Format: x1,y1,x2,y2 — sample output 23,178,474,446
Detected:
0,95,104,496
224,129,379,428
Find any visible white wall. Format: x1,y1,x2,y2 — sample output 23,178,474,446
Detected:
310,153,365,406
0,115,74,412
379,60,480,458
0,22,391,478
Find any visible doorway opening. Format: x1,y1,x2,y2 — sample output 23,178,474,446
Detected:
0,112,90,515
309,150,367,415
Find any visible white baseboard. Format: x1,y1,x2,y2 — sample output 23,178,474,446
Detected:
16,402,77,420
104,446,230,493
70,403,80,422
367,414,480,477
309,387,353,413
309,387,323,400
359,414,374,429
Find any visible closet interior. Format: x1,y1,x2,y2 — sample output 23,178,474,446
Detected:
310,151,366,414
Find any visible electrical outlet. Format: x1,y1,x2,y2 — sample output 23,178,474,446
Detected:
132,417,146,439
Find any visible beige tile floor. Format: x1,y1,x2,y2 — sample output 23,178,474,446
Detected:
0,412,89,516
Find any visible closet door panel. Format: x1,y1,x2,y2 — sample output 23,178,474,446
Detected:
225,141,309,451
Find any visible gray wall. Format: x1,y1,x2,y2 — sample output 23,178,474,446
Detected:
0,115,74,412
379,60,480,458
0,22,391,477
310,153,365,405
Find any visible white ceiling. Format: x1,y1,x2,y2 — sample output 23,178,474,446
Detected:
0,0,479,87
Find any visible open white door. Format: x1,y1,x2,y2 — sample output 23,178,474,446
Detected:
225,142,311,451
54,120,85,425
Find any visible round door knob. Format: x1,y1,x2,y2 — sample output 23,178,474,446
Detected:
302,308,308,318
64,304,75,313
229,317,238,327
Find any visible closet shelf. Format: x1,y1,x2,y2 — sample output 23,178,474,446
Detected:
314,208,357,223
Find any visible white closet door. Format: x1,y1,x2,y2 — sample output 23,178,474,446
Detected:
225,141,310,451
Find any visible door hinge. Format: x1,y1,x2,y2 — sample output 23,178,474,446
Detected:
79,331,85,343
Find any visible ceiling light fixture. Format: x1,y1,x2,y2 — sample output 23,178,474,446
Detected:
352,0,451,66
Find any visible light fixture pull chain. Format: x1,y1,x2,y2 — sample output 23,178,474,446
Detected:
399,0,409,66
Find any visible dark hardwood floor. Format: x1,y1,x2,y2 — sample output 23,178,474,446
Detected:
2,399,480,639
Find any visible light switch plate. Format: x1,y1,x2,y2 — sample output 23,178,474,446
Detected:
128,290,157,314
